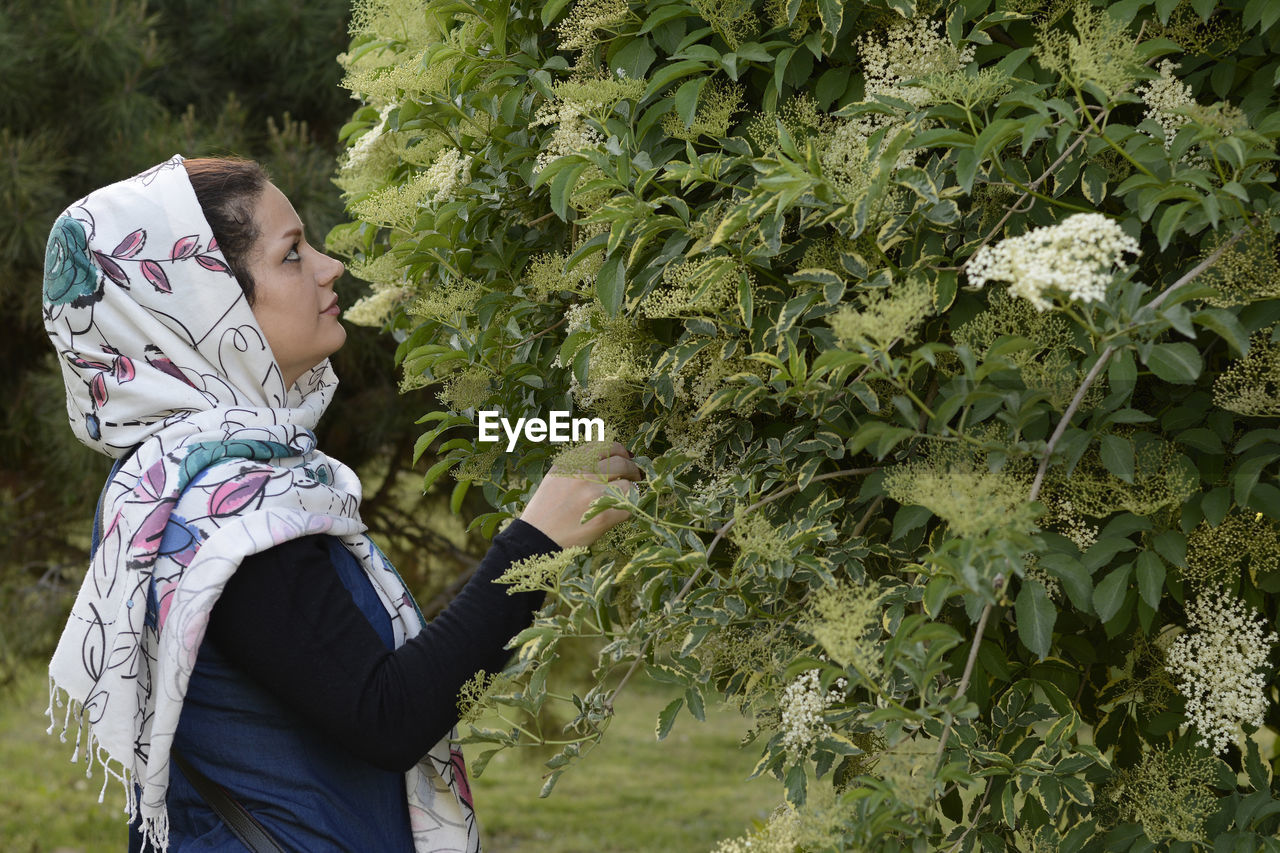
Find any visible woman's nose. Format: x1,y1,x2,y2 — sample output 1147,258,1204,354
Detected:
321,253,344,285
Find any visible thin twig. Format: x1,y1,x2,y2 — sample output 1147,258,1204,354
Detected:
602,466,879,711
946,778,994,853
506,316,567,349
933,600,993,768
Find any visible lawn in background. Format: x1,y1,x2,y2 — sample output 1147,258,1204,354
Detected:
1,670,777,852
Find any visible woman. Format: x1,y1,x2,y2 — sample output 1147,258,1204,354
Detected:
42,155,640,852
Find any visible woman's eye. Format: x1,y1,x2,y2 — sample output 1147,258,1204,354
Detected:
285,245,300,262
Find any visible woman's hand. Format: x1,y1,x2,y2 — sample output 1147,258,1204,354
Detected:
519,442,642,548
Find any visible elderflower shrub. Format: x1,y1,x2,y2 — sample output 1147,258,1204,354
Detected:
1165,592,1278,755
966,213,1140,310
337,0,1280,846
1200,227,1280,305
1104,748,1219,843
828,277,933,351
883,449,1038,538
804,582,882,677
1136,59,1195,151
858,17,976,110
1035,0,1146,99
1185,511,1280,588
778,670,847,761
1213,332,1280,416
497,546,590,594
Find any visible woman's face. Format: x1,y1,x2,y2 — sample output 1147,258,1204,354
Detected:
244,182,347,389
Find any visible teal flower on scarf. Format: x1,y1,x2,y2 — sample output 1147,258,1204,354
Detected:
44,216,102,308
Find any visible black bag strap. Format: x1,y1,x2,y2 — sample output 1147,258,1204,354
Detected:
94,450,287,853
170,749,287,853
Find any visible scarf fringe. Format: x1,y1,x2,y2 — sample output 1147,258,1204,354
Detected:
48,675,169,851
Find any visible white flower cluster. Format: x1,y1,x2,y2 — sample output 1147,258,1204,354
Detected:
531,102,604,172
422,148,471,203
343,285,412,328
967,213,1140,311
779,670,846,760
1136,60,1194,152
712,805,800,853
1054,498,1099,551
858,17,975,110
345,103,396,172
1165,592,1277,755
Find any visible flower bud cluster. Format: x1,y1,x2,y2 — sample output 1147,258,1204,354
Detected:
1165,592,1277,754
967,213,1140,311
779,670,846,761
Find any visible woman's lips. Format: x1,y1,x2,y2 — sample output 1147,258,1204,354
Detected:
322,300,340,316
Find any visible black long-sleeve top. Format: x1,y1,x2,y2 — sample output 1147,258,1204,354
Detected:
204,518,558,773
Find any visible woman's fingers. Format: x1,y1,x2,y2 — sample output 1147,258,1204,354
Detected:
597,441,632,460
595,454,643,482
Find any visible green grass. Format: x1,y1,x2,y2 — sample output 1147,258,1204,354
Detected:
1,670,778,852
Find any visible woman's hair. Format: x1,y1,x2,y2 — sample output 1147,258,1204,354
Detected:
184,157,270,305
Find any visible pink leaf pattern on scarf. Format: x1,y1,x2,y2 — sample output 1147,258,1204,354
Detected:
139,461,167,500
90,372,108,408
208,470,271,517
112,355,135,383
112,229,146,258
195,255,232,275
92,251,130,287
141,260,172,294
128,498,177,566
170,235,200,259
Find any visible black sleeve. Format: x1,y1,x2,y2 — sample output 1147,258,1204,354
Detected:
205,518,559,773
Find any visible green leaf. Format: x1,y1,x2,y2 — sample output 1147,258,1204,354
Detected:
597,253,626,317
642,60,711,100
673,76,707,128
1155,0,1180,25
785,762,807,805
1082,162,1107,204
1092,564,1132,623
549,159,589,222
540,0,574,27
737,270,753,326
612,37,657,79
1245,737,1270,791
422,455,458,492
816,0,844,37
1156,202,1193,249
1194,308,1250,357
685,686,706,721
1135,551,1165,608
1040,553,1094,613
1099,434,1135,484
1016,580,1056,659
1144,342,1203,383
655,697,683,740
1234,452,1280,506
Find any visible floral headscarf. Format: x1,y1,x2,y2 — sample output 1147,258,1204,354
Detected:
43,156,479,852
